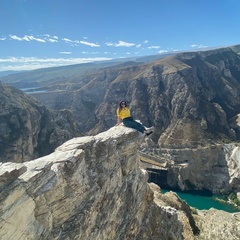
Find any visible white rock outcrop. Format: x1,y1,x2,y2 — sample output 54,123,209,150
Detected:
0,126,186,240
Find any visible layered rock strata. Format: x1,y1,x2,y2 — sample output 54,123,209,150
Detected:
1,127,239,240
0,127,189,240
151,143,240,193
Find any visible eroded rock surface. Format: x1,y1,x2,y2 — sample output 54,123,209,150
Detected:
152,143,240,193
1,126,239,240
0,127,188,240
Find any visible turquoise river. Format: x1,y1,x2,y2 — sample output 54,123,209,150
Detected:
161,188,239,213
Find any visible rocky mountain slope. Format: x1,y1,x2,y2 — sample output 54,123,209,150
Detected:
1,45,240,194
0,82,81,163
0,46,240,239
37,45,240,194
0,53,171,88
30,46,240,146
1,45,239,146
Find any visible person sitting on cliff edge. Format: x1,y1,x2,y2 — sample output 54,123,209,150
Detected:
115,100,153,136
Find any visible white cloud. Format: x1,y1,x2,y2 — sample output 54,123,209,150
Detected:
79,40,100,47
62,38,79,46
158,50,168,54
9,35,23,41
105,40,135,47
105,42,114,46
8,34,62,44
27,35,46,43
0,56,113,71
59,52,72,54
190,44,208,49
116,41,135,47
22,35,31,41
9,34,46,43
148,45,161,49
48,38,58,43
82,51,100,54
0,37,6,41
62,38,73,43
115,41,135,47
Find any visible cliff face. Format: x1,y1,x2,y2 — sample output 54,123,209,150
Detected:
1,127,239,240
2,47,239,156
0,83,80,163
151,143,240,193
1,46,240,196
25,47,239,146
26,46,239,194
62,47,239,194
0,127,189,240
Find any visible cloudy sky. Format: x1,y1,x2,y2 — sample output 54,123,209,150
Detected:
0,0,240,72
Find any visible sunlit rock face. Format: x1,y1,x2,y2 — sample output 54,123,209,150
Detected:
194,208,240,240
0,127,188,240
1,126,239,240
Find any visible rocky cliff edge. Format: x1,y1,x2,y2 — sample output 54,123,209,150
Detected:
0,127,239,240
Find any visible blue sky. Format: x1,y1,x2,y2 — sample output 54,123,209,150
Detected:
0,0,240,71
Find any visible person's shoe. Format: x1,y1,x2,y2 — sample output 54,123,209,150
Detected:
145,126,154,131
145,130,153,136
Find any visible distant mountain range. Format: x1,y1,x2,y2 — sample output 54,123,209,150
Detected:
1,45,239,89
0,70,23,77
0,53,174,88
0,44,240,161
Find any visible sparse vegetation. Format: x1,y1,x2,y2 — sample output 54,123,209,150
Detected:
190,207,198,215
229,193,240,207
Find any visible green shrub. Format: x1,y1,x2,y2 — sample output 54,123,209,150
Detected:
229,192,240,207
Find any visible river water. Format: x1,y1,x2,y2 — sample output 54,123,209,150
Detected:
148,169,239,213
161,188,239,213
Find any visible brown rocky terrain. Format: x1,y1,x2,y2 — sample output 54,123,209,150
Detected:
25,46,240,194
1,46,240,193
33,46,240,146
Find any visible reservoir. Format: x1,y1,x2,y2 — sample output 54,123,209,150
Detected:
161,188,239,213
147,170,239,213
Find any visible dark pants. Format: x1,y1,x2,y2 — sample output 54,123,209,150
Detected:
122,117,145,133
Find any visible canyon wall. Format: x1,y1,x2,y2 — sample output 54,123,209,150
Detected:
151,143,240,193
